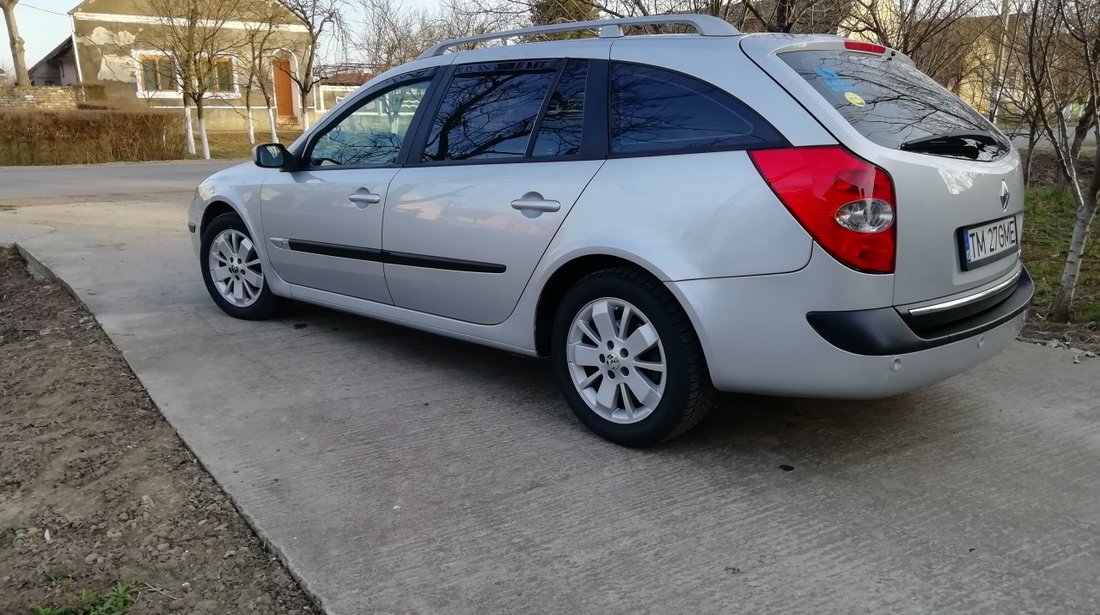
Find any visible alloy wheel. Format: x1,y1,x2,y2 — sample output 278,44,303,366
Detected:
208,229,263,308
566,297,667,424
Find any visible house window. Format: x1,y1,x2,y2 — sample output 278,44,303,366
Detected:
206,58,234,92
140,56,176,92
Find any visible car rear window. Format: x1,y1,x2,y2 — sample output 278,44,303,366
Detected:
780,50,1010,160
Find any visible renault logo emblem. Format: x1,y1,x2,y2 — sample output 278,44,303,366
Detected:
1000,181,1010,212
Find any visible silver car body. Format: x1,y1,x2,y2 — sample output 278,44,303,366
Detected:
189,24,1030,399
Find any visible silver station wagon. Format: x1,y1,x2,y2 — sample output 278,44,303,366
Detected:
189,15,1033,447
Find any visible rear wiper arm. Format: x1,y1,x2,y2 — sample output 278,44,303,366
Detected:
900,130,1004,152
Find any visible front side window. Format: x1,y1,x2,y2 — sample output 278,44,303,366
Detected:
140,56,176,92
422,61,559,162
609,63,784,156
309,80,430,167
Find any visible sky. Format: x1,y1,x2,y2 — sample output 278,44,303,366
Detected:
1,1,77,71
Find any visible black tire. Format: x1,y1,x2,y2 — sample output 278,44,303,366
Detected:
551,266,714,447
200,212,282,320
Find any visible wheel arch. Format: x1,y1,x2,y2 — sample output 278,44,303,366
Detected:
200,200,240,236
533,253,678,357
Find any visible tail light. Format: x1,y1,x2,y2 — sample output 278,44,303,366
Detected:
749,146,896,274
844,40,887,54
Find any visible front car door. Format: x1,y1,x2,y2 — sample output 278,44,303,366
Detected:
383,51,609,325
260,70,436,302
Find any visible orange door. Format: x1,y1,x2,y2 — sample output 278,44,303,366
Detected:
273,60,294,118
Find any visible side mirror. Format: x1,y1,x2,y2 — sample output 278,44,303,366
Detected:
253,143,294,169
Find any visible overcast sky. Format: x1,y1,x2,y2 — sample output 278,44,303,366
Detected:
0,0,437,73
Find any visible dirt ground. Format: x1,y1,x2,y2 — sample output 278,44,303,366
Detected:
0,248,314,614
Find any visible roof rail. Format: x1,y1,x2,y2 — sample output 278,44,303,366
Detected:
418,14,740,59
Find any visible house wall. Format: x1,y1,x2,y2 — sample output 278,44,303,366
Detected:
69,1,313,130
0,86,82,110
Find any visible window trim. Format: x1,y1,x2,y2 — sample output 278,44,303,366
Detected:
132,50,241,100
134,52,178,99
291,67,441,172
405,58,608,168
605,61,789,160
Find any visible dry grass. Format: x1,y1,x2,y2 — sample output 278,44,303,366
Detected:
0,110,185,165
197,131,303,161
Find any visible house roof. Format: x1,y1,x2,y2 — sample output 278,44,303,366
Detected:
69,0,304,26
28,37,73,75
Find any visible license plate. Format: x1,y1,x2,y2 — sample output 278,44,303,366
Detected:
960,216,1018,270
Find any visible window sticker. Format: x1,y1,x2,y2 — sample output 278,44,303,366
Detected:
814,67,855,92
844,91,866,107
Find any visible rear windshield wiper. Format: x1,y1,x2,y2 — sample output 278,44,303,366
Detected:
900,130,1007,159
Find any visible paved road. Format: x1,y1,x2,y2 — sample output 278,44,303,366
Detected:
0,160,235,201
2,176,1099,613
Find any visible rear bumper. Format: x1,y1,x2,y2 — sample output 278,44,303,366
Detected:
667,246,1029,399
807,267,1033,355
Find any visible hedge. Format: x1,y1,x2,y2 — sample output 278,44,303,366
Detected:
0,109,186,166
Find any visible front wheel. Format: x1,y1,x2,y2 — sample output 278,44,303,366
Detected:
200,212,282,320
551,267,714,447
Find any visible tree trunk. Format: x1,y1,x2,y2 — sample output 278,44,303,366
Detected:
1050,146,1100,322
2,3,31,86
1070,95,1096,160
245,103,256,145
267,106,279,143
183,104,196,156
299,89,311,130
196,102,210,160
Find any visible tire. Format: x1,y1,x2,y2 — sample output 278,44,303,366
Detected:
200,212,282,320
551,266,714,447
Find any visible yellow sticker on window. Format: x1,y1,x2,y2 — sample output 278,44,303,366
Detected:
845,92,866,107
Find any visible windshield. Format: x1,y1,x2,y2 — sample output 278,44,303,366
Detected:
780,50,1010,161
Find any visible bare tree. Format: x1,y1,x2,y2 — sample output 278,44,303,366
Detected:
1,0,30,86
845,0,991,84
356,0,518,71
358,0,425,71
142,0,248,159
239,2,285,143
1025,0,1100,321
277,0,347,129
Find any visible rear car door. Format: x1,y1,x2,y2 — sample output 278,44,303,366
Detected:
383,58,605,325
741,37,1024,304
260,71,435,302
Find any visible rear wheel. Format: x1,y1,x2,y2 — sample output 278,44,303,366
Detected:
200,213,281,320
551,267,713,447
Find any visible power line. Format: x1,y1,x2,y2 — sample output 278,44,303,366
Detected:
22,3,68,17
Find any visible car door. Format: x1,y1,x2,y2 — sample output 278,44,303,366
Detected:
260,71,435,302
383,58,606,325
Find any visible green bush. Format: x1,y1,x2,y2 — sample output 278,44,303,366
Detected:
0,109,185,165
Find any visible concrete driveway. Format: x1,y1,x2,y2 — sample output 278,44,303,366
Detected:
2,163,1099,614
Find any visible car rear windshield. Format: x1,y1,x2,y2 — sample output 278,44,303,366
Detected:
780,50,1010,161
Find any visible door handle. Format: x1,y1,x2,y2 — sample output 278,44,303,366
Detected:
510,192,560,213
348,189,382,207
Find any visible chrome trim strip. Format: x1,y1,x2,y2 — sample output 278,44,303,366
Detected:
908,270,1022,316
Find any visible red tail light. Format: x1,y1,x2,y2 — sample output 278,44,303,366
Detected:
844,41,887,54
749,146,896,274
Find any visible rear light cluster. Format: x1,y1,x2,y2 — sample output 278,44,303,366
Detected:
750,146,896,274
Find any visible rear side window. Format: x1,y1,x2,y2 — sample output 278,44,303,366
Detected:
609,63,784,156
531,59,588,157
780,50,1010,160
422,61,558,161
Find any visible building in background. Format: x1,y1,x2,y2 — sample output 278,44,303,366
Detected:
27,0,318,131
